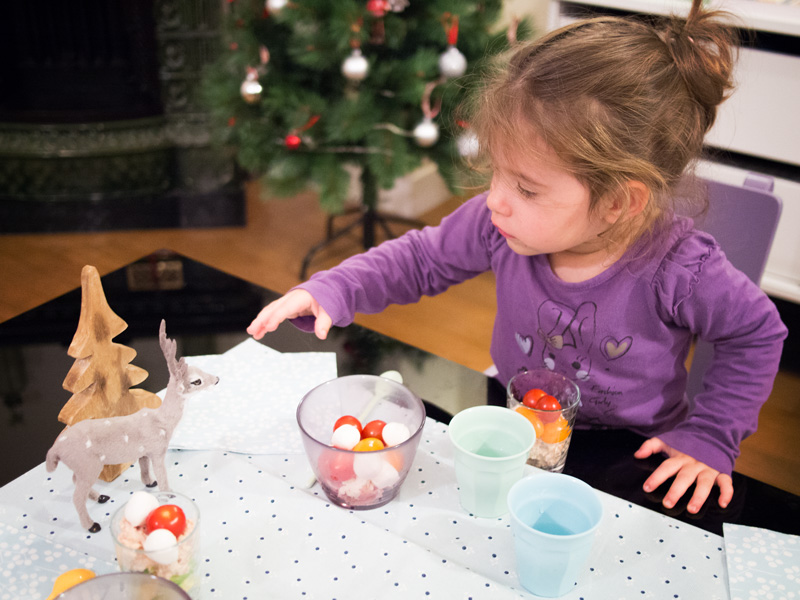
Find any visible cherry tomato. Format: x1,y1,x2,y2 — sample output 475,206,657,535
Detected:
361,420,386,442
317,450,355,485
514,406,544,439
522,388,547,409
534,394,562,423
540,416,571,444
353,437,385,452
145,504,186,538
334,415,362,435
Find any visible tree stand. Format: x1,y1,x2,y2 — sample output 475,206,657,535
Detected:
299,167,424,280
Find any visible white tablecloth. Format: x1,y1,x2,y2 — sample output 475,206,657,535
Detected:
0,339,759,600
0,431,731,600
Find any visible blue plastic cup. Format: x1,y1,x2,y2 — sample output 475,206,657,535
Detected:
507,473,603,597
448,405,536,517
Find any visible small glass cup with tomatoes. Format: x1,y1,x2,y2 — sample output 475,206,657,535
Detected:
506,369,581,472
110,490,200,595
297,374,426,509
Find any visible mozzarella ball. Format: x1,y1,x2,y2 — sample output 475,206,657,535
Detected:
124,491,160,527
143,528,179,565
382,422,411,447
331,424,361,450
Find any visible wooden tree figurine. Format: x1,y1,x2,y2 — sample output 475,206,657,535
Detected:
58,265,161,481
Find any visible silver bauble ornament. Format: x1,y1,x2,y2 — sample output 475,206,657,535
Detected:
438,45,467,79
266,0,288,14
413,117,440,148
341,49,369,82
457,130,480,159
240,72,263,104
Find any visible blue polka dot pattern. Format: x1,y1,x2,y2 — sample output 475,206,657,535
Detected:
0,421,733,599
0,341,747,599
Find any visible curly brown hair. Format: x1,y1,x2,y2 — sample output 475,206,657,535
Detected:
467,0,739,248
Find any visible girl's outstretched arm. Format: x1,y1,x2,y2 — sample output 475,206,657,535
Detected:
247,289,332,341
634,437,734,514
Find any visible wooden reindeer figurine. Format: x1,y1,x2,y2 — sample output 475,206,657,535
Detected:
46,320,219,533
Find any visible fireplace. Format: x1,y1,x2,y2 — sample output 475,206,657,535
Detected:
0,0,244,233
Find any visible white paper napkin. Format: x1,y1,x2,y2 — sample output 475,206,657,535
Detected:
167,338,337,455
724,523,800,600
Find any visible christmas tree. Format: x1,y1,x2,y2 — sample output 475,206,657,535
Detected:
202,0,528,251
59,265,161,481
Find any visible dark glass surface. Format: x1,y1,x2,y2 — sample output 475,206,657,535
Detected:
1,251,797,537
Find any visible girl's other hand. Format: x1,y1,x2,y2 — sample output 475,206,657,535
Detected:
246,289,332,340
634,437,734,514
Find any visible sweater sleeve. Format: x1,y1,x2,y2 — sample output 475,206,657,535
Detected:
290,193,496,332
653,230,787,474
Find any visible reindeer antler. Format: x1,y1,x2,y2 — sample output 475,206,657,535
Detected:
158,319,179,377
159,319,191,386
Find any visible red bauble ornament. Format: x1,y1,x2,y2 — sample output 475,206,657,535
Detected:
367,0,389,17
284,134,302,149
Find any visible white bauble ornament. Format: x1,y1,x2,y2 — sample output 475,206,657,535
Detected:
413,117,439,147
341,49,369,81
266,0,288,14
240,72,263,104
438,45,467,79
457,130,480,159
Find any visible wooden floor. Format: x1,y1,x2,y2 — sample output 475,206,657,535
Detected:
1,182,798,496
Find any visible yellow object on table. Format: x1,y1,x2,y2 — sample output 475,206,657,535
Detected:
46,569,96,600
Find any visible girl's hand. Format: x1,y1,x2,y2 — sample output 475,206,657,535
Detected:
246,289,332,340
634,437,734,514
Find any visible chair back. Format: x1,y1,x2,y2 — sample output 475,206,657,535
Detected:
685,177,782,401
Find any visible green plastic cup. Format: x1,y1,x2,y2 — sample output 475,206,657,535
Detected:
448,405,536,517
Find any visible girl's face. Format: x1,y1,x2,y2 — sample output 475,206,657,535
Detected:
486,140,613,260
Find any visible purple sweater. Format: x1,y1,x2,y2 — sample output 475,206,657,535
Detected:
295,193,787,474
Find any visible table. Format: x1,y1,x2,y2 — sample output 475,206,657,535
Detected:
1,251,798,599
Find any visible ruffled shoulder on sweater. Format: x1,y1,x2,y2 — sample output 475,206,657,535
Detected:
651,218,721,320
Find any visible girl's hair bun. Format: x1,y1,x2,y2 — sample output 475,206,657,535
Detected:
661,2,739,133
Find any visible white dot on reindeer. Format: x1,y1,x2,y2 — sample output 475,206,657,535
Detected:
104,420,111,426
138,446,145,453
85,440,92,449
99,455,105,461
124,435,129,443
159,429,166,437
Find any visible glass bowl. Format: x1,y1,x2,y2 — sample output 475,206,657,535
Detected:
297,374,426,509
56,572,190,599
110,490,200,596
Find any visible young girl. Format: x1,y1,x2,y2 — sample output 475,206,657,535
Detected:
248,0,787,514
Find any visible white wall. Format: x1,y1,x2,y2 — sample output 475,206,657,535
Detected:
501,0,550,33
